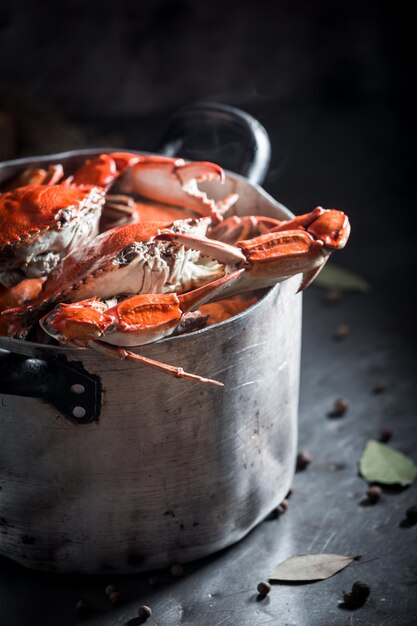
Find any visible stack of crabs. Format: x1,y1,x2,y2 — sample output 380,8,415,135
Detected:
0,152,350,386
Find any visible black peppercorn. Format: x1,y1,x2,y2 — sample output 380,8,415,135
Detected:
324,290,343,303
148,574,159,586
170,563,184,577
406,505,417,525
334,324,349,339
105,584,118,596
75,599,89,613
108,591,122,605
257,581,271,596
296,450,311,471
373,382,386,394
343,580,370,609
138,605,152,620
278,498,289,514
367,485,382,504
379,427,393,443
328,398,348,417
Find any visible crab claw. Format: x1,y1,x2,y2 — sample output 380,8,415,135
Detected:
119,156,232,221
40,269,244,386
70,152,142,187
157,207,351,294
0,278,44,312
270,206,350,250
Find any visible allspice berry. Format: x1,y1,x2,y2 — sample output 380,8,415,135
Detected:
296,450,311,471
406,505,417,525
257,581,271,596
75,599,89,613
334,324,349,339
148,574,159,586
328,398,348,418
138,605,152,620
105,584,118,596
373,382,386,394
277,499,289,514
108,591,122,605
379,428,393,443
343,580,371,609
324,290,343,303
367,485,382,504
170,563,184,577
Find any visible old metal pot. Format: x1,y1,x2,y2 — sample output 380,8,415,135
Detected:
0,104,301,573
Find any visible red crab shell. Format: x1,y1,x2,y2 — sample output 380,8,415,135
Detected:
0,184,105,286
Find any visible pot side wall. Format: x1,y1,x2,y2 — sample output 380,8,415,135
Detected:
0,279,301,574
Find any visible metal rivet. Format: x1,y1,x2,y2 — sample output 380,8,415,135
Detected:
71,383,85,394
72,406,86,418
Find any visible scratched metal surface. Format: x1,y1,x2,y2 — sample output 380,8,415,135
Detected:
0,284,416,625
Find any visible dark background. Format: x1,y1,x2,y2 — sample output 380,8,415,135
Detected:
1,2,416,625
0,0,415,290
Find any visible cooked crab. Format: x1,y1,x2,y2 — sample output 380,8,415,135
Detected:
1,218,223,338
33,206,350,385
0,153,236,292
0,184,105,288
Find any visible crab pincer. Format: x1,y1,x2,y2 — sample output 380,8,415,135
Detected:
157,207,351,293
64,152,237,227
117,155,238,222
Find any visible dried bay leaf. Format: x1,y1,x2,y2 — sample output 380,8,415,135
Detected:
269,554,359,583
313,264,370,293
360,440,417,486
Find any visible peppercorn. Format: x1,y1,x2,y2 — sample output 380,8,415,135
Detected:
334,324,349,339
324,290,343,303
138,605,152,620
170,563,184,577
328,398,348,418
367,485,382,504
406,505,417,525
75,599,89,614
108,591,122,605
257,581,271,596
278,499,289,514
343,580,371,609
296,450,311,471
105,584,118,596
379,427,393,443
373,382,386,394
148,574,159,586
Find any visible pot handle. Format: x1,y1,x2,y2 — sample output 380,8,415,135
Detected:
153,102,271,186
0,349,101,424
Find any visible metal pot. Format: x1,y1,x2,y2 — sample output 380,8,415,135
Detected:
0,104,301,574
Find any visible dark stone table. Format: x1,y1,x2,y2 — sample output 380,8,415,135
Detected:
1,284,415,626
0,96,415,625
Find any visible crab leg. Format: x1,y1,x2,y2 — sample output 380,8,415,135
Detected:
88,341,224,386
1,164,65,192
40,269,244,386
119,156,236,221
